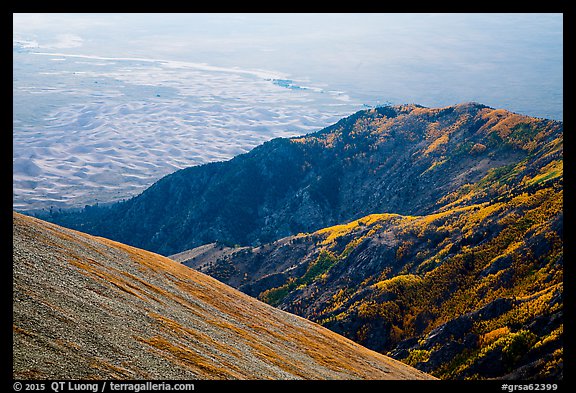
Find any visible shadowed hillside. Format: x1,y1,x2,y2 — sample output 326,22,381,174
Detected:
12,212,433,380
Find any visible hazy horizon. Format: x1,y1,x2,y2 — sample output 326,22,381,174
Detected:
14,13,563,118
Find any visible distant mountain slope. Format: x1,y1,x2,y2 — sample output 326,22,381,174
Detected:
44,102,562,256
12,212,433,380
178,131,563,379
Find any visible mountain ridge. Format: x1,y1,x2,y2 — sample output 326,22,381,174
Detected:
174,115,563,379
42,102,562,256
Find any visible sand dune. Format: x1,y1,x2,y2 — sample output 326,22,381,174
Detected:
14,51,362,211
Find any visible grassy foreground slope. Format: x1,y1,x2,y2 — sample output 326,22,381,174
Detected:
13,212,433,380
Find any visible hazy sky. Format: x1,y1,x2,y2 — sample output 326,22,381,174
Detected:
13,13,563,119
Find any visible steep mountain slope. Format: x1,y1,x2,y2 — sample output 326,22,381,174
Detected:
13,212,433,380
44,102,561,256
175,121,563,379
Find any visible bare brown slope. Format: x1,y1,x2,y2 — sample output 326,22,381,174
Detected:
12,212,433,380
